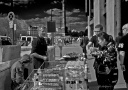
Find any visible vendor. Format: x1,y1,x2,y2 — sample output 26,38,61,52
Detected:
31,29,48,70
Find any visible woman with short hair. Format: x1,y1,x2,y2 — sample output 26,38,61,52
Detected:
91,32,118,90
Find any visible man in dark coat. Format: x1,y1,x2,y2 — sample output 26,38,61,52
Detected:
31,29,48,70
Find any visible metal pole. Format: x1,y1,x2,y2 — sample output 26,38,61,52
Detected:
62,0,66,36
88,0,91,39
88,16,91,39
116,0,121,36
11,0,15,45
64,0,66,36
11,0,13,10
50,9,54,45
62,0,66,82
51,9,53,21
60,12,62,29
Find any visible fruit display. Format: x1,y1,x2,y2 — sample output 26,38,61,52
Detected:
65,61,86,80
62,52,79,61
20,53,88,90
65,61,88,90
34,62,66,90
21,61,67,90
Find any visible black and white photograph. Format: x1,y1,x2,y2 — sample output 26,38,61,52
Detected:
0,0,127,90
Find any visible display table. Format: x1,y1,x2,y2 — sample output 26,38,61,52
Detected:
22,60,67,90
20,53,88,90
65,61,88,90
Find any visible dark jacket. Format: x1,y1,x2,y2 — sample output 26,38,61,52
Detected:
92,42,117,72
31,36,47,56
31,36,48,69
115,36,122,48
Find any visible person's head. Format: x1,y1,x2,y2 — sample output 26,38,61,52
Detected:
94,24,103,35
38,29,44,37
97,32,110,47
21,54,31,67
122,24,128,36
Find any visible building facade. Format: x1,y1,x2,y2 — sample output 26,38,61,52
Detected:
91,0,121,39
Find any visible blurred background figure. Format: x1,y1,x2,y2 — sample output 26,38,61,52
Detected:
80,35,89,58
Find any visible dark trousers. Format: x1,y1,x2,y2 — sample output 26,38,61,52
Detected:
83,48,87,58
11,80,20,90
33,57,49,72
95,68,118,90
33,57,44,69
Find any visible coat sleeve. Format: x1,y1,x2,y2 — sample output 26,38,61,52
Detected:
31,39,38,54
15,66,24,83
11,67,16,81
118,37,126,52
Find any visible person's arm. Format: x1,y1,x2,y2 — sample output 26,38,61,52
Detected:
86,41,93,55
118,38,126,71
11,67,16,82
86,42,92,50
31,39,38,54
119,51,125,65
87,36,94,49
31,53,48,60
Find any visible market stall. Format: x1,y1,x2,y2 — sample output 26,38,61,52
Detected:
18,52,88,90
63,53,88,90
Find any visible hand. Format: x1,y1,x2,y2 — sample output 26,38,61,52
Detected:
121,64,125,71
91,47,99,52
87,50,91,55
106,67,111,74
43,56,48,61
30,54,33,58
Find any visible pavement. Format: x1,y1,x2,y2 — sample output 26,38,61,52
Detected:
21,43,127,90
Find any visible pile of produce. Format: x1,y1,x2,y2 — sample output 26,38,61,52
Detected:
62,52,79,61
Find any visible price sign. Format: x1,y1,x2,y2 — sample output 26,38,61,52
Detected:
9,21,13,29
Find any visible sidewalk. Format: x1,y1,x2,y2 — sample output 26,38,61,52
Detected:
88,80,126,90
